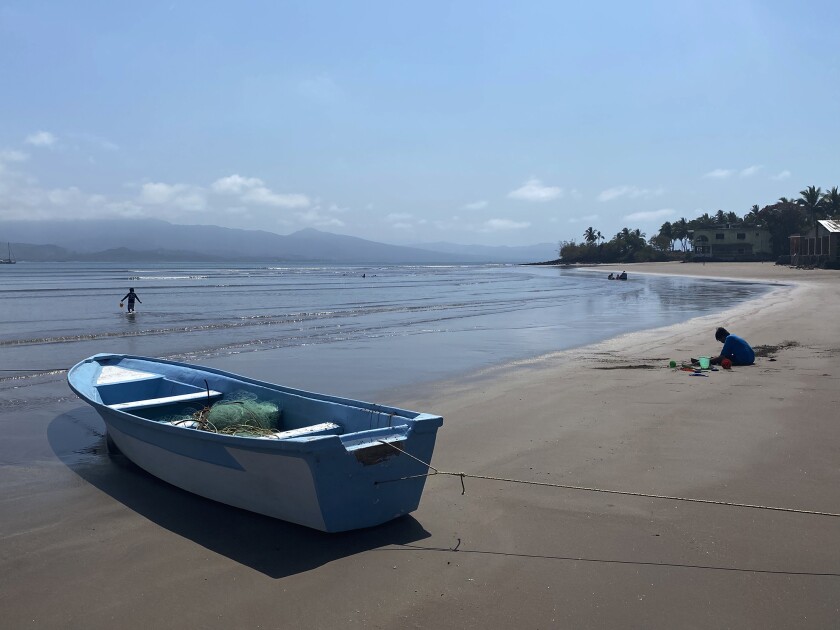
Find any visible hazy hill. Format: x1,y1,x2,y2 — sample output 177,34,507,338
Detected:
0,220,467,263
2,219,320,259
1,219,553,263
413,241,558,263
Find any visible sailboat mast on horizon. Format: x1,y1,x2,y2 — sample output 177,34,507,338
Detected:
1,243,16,264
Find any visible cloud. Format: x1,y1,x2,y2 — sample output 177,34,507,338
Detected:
597,185,664,202
141,182,185,204
772,170,791,181
385,212,415,230
0,176,143,220
623,208,675,221
464,200,488,210
0,149,28,163
568,214,600,224
140,182,206,211
25,131,57,147
480,218,531,231
294,209,345,228
104,200,145,217
703,168,734,179
0,150,27,179
0,160,341,230
242,187,309,208
46,186,84,206
171,191,207,211
211,174,264,194
65,132,119,152
508,178,563,202
432,218,459,231
212,173,309,208
739,165,762,178
703,166,762,180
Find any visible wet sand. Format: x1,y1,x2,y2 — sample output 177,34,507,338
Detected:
2,262,839,628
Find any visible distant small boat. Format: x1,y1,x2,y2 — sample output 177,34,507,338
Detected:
0,243,14,264
68,354,443,532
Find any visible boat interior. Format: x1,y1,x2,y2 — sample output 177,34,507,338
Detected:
92,362,414,442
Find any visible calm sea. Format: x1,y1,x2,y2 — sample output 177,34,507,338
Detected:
0,262,768,399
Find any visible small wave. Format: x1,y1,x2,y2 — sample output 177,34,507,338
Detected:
130,275,210,280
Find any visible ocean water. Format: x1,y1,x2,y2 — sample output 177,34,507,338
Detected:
0,262,769,399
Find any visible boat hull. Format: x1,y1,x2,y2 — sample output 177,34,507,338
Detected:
68,354,442,532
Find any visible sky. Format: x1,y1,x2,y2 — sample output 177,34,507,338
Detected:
1,1,838,247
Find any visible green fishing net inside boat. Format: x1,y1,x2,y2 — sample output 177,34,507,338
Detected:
206,392,281,432
164,391,281,437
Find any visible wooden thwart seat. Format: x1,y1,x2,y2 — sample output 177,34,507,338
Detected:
270,422,341,439
109,390,223,411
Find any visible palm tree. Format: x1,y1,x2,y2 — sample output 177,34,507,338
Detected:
672,218,689,251
799,185,824,231
744,204,761,224
821,186,840,218
583,226,598,245
694,213,715,228
658,221,673,251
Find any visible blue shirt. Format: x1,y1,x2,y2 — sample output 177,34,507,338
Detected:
721,334,755,365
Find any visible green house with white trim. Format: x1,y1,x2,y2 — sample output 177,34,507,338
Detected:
692,225,772,261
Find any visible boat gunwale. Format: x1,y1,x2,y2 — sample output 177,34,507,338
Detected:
67,353,442,452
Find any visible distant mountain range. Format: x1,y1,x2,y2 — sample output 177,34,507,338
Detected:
1,219,558,264
412,240,558,263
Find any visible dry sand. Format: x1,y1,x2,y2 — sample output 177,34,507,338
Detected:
2,262,838,629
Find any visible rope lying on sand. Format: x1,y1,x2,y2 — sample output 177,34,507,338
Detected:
375,440,840,519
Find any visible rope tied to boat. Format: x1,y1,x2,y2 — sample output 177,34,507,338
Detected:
375,440,840,519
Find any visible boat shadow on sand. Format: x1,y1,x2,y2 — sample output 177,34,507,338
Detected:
48,408,432,579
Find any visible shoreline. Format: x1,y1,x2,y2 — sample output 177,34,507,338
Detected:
376,262,796,406
2,263,839,628
551,258,836,282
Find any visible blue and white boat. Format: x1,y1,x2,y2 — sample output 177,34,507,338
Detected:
67,354,443,532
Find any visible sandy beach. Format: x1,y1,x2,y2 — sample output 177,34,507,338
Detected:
2,262,838,629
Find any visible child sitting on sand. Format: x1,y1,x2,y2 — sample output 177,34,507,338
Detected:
709,327,755,366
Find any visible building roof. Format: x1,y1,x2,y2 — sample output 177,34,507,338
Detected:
818,219,840,233
692,224,768,233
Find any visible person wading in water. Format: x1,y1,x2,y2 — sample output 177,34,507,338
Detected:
120,288,142,313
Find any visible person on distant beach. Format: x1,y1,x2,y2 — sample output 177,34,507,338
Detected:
607,273,615,279
709,327,755,366
120,288,142,313
618,271,627,280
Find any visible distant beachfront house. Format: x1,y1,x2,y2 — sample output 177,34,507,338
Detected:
691,225,772,261
789,219,840,267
